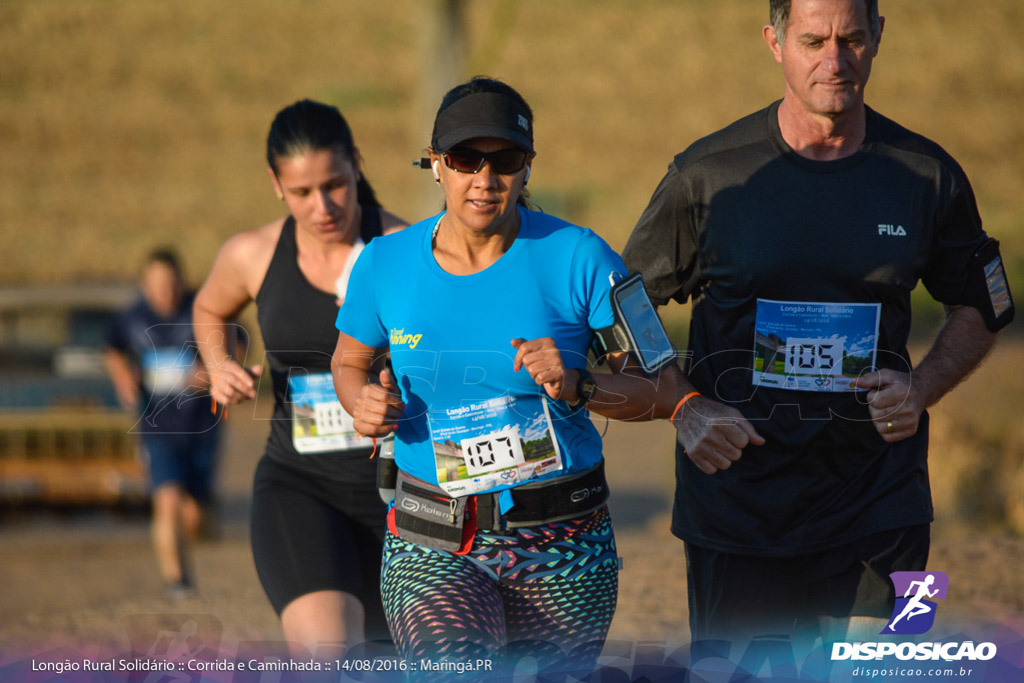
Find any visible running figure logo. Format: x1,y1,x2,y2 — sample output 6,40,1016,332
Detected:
883,571,950,635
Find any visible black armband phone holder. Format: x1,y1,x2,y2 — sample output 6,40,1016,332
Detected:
967,238,1014,332
590,272,678,374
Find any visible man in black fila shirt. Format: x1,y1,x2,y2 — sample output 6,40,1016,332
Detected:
623,0,1014,647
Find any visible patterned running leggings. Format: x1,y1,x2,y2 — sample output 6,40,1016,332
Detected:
380,505,619,679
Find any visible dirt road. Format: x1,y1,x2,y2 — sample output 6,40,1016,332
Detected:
2,406,1023,679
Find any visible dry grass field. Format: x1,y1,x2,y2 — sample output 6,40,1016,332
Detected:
1,1,1022,285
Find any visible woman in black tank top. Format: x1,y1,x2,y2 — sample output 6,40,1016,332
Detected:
193,100,405,660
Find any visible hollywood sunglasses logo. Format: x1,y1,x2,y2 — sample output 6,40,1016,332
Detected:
831,571,998,662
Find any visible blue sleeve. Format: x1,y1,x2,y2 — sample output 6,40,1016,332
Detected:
335,240,389,348
569,229,627,330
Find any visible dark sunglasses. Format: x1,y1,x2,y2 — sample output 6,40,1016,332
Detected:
442,147,532,175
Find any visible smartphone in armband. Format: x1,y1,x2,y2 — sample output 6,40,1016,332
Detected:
971,238,1014,332
609,272,677,374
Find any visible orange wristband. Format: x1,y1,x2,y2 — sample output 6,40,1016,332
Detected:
356,433,381,459
669,392,701,422
210,397,228,419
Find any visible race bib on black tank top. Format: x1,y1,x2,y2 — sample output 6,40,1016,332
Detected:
288,372,373,454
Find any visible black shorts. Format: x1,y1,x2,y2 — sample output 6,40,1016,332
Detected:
250,455,389,640
685,524,929,642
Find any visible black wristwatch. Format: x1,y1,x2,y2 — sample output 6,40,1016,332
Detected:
569,369,598,408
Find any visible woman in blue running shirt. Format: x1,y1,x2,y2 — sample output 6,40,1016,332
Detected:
333,77,674,677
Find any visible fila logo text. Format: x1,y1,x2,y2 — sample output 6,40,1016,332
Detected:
878,224,907,236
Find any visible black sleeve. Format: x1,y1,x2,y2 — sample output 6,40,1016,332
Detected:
621,161,701,307
920,162,987,306
105,310,129,352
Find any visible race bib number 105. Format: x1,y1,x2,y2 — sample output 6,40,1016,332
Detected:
783,338,844,376
752,300,880,393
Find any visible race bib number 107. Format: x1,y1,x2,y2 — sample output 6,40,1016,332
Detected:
461,426,525,476
429,395,563,497
752,300,880,393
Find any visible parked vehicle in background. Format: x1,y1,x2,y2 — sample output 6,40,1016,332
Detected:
0,283,147,505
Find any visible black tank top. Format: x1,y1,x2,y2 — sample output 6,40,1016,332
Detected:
254,207,382,482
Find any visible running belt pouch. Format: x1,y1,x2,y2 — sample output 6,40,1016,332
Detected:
392,470,476,554
503,461,608,528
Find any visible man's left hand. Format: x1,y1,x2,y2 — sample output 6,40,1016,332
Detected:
854,369,925,442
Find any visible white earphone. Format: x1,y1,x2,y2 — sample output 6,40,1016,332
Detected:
524,166,531,185
431,160,441,183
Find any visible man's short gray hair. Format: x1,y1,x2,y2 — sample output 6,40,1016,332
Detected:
769,0,881,45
